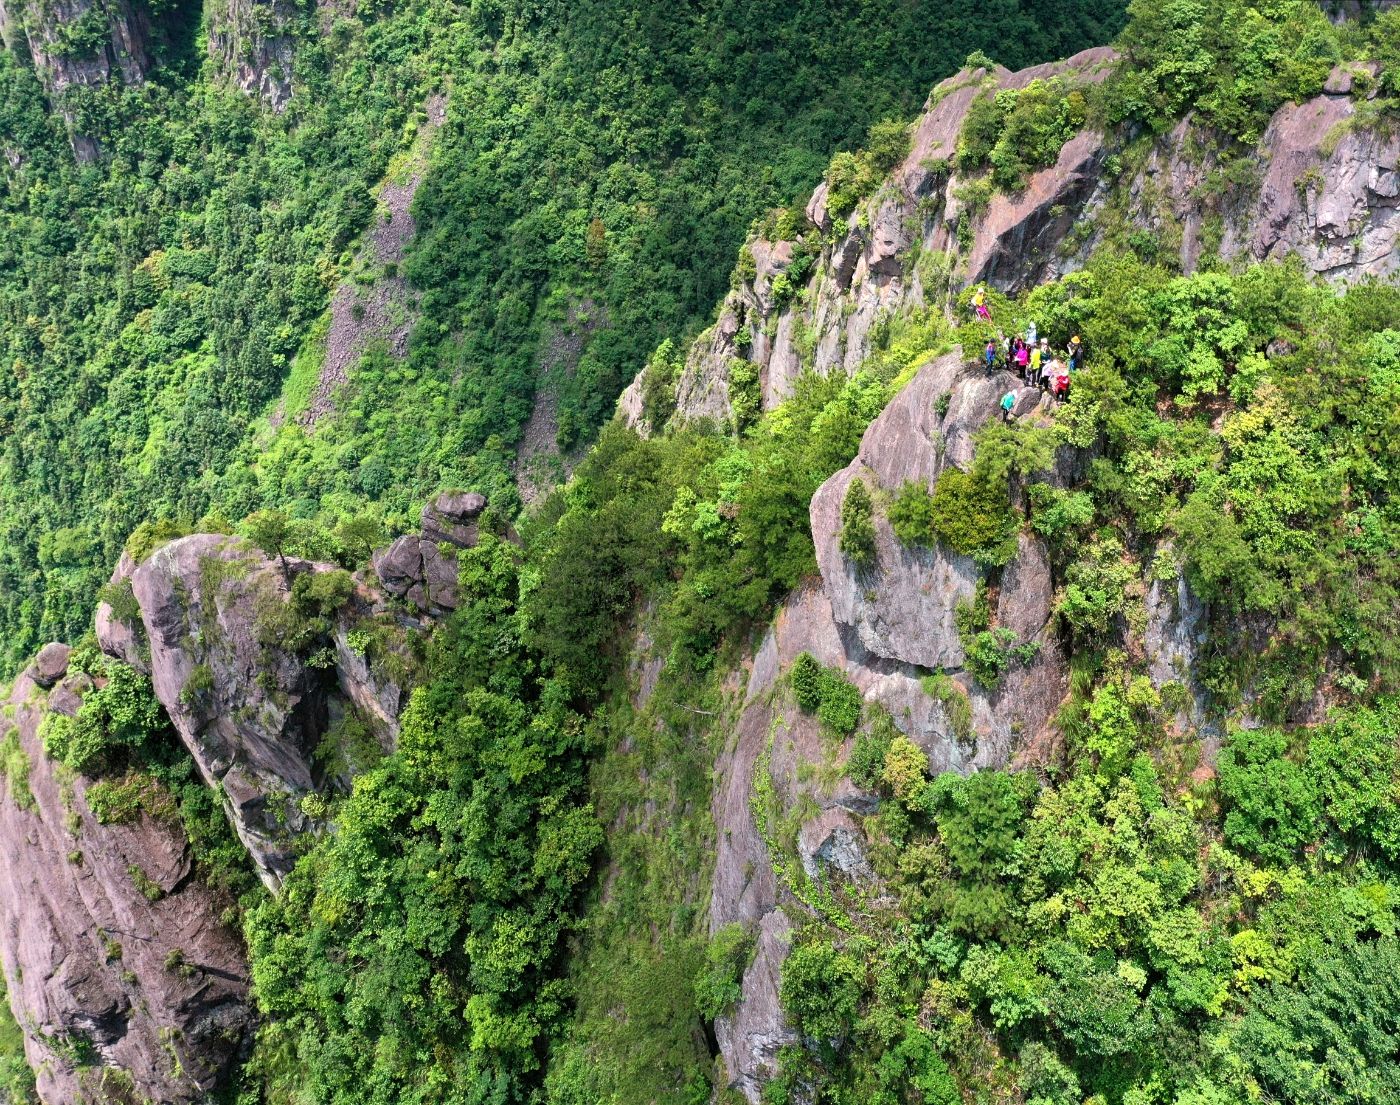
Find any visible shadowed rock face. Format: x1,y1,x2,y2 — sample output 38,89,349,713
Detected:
0,668,250,1105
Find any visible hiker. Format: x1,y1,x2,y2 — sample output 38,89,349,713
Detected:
1026,320,1038,348
984,339,997,372
1029,341,1042,387
1014,338,1030,382
1000,390,1017,422
1039,351,1056,391
1067,334,1083,372
1053,367,1070,401
1001,335,1012,369
972,285,990,320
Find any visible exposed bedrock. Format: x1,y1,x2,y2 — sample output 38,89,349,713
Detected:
0,664,250,1105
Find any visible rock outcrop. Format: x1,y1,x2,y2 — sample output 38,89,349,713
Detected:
131,535,332,886
0,665,250,1104
1,0,153,159
628,51,1399,434
709,351,1070,1097
206,0,299,109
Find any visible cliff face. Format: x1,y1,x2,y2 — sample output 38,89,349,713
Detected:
625,52,1399,432
205,0,300,109
644,51,1400,1102
0,0,154,159
0,656,249,1104
0,498,476,1102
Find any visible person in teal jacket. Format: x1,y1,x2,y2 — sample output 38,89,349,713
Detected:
1000,390,1016,422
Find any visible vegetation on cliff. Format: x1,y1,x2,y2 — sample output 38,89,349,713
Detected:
6,1,1400,1104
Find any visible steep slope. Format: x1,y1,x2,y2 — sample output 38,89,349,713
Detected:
0,656,249,1104
628,49,1398,430
610,40,1400,1102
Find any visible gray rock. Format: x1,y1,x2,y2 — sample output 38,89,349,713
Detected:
206,0,297,109
0,680,249,1104
420,491,486,548
27,643,71,689
47,673,93,719
95,551,149,674
132,535,325,887
799,809,874,883
373,534,459,615
714,910,797,1101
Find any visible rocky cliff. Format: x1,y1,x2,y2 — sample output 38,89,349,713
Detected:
621,50,1399,431
0,494,486,1101
641,48,1400,1100
0,0,153,159
206,0,300,110
0,652,249,1104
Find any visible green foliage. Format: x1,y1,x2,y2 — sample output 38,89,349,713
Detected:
695,923,755,1020
790,654,862,736
780,940,863,1044
823,117,912,220
1232,936,1400,1105
40,662,165,776
958,78,1089,191
888,481,936,548
1113,0,1340,142
0,973,36,1105
0,728,33,811
85,773,176,826
927,467,1017,563
1216,726,1321,866
838,478,877,566
791,652,824,712
1057,534,1137,643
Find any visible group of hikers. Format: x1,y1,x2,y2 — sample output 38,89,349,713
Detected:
972,285,1084,422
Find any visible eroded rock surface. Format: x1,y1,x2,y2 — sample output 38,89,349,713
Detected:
207,0,299,108
132,535,328,885
625,52,1399,435
0,673,250,1104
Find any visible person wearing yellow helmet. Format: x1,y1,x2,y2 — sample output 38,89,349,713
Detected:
1067,334,1083,372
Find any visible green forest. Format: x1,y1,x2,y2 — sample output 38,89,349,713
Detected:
5,0,1400,1104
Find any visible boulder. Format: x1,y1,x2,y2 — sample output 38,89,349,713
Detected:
373,534,459,615
27,643,71,689
47,673,93,719
799,808,874,883
420,491,486,548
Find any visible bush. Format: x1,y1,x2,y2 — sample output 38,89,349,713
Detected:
839,478,878,566
928,468,1016,562
817,670,863,735
780,940,863,1044
889,481,936,547
791,652,824,712
694,923,754,1020
1216,726,1321,865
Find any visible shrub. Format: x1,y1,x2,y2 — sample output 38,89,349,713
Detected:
1216,726,1321,865
1056,536,1137,642
694,923,754,1020
86,774,176,825
928,468,1016,562
889,481,936,547
882,735,931,804
780,941,863,1044
817,670,863,735
791,652,824,712
839,478,877,566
